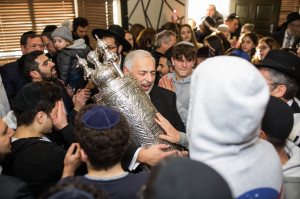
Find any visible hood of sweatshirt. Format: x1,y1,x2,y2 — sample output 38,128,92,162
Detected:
187,56,283,198
67,38,87,49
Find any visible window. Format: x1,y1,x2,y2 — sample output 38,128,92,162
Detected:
77,0,114,49
0,0,75,64
0,0,114,66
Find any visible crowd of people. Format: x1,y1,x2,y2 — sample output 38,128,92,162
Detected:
0,3,300,199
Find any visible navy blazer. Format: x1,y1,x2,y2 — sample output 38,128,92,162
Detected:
0,60,28,108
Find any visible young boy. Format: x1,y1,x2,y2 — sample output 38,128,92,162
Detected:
62,105,147,199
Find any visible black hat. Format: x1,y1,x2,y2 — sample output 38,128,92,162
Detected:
14,82,42,111
283,12,300,26
262,96,294,140
92,24,132,52
152,157,232,199
256,49,300,80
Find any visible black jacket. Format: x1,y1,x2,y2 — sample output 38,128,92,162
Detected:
121,85,185,169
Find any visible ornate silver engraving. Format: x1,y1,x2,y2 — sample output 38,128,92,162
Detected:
76,38,183,151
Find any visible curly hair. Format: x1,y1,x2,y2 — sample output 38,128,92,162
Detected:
172,44,197,61
74,104,130,170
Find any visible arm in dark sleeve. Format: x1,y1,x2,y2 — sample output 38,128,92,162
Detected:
121,142,139,170
171,93,186,133
59,124,76,145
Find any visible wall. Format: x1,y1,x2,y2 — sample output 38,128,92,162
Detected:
127,0,186,30
188,0,230,26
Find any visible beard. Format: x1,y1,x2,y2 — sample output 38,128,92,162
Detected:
38,68,58,82
140,80,154,95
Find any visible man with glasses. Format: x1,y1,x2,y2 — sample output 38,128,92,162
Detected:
41,28,58,65
272,12,300,48
92,25,132,71
22,50,90,124
0,31,45,107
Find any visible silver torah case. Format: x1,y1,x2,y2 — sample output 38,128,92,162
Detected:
76,36,183,151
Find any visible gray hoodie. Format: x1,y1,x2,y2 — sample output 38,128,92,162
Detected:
188,56,283,198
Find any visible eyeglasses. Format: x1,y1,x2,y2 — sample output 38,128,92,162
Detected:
45,41,53,48
26,44,45,49
291,23,300,28
107,45,117,50
256,45,270,50
40,58,52,67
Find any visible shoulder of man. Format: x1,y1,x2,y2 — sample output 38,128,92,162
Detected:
0,175,33,199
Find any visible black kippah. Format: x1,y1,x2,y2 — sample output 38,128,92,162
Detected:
82,106,121,130
262,96,294,140
14,82,42,111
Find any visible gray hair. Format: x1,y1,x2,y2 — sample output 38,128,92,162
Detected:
124,49,155,71
259,67,299,100
155,30,177,48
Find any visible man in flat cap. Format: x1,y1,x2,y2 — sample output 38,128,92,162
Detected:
272,12,300,48
260,96,300,198
92,25,132,71
257,49,300,146
2,82,82,197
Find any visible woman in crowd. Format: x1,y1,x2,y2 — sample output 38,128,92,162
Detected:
177,24,201,49
235,23,255,48
203,35,225,56
252,37,281,64
238,32,258,60
129,24,145,50
136,28,156,52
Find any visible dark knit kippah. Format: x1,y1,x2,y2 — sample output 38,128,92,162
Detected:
48,190,94,199
262,96,294,140
14,82,42,111
82,106,121,130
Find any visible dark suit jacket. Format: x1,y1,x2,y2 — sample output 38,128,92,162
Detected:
121,85,185,169
291,99,300,114
0,60,28,108
272,29,299,48
272,29,285,47
0,174,34,199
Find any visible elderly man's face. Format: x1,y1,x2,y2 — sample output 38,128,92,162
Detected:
0,118,14,159
131,56,156,94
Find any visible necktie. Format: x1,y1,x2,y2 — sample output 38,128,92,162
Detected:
285,37,292,48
